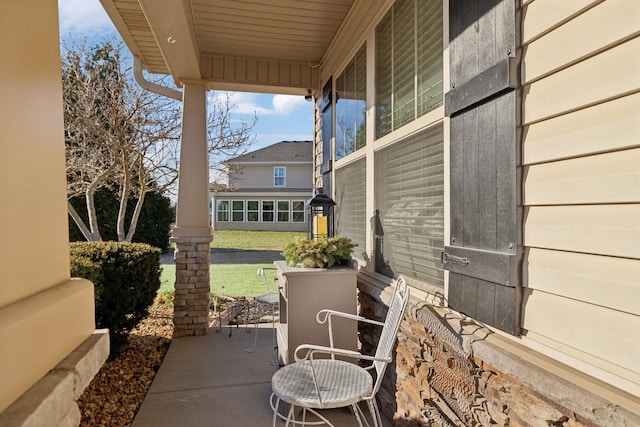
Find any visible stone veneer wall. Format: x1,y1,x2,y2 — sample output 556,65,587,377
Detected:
172,238,212,337
358,288,638,427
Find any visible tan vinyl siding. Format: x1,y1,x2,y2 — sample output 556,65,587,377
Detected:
230,163,312,189
524,248,639,316
523,93,640,163
524,149,640,204
524,204,640,259
522,0,639,83
521,0,640,392
522,291,640,384
523,37,639,124
521,0,602,44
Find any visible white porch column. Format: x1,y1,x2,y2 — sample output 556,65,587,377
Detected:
173,82,210,238
171,82,212,337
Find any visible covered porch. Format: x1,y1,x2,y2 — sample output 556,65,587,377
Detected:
99,0,345,337
131,322,393,426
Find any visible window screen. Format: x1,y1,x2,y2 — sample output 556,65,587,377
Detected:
374,124,444,288
335,158,367,259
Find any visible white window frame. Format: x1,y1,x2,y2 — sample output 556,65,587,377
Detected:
277,200,290,223
216,200,230,222
292,200,306,223
247,199,259,222
274,166,286,187
231,200,244,222
262,200,275,222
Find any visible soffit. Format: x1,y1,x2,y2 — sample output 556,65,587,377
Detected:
100,0,356,91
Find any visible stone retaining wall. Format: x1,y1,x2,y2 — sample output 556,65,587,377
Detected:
358,287,637,427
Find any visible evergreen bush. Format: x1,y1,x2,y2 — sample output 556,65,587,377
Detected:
70,241,161,356
68,189,174,251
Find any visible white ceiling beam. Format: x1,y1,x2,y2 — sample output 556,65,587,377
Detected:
138,0,201,83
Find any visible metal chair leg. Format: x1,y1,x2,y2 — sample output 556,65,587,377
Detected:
246,300,259,353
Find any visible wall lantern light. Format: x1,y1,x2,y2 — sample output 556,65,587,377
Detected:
307,187,335,240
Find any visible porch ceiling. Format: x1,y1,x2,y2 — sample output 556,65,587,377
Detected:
99,0,356,94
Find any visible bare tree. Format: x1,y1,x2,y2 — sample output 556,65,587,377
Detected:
63,39,181,242
207,93,258,179
63,38,258,242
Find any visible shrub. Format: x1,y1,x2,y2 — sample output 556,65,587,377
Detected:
70,241,161,356
282,236,356,268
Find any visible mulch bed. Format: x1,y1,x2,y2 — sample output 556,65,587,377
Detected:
77,298,274,427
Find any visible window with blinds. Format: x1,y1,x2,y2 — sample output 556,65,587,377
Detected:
375,0,443,139
335,158,367,260
417,0,444,116
336,43,367,160
374,124,444,289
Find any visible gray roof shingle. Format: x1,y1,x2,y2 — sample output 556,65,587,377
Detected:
226,140,313,163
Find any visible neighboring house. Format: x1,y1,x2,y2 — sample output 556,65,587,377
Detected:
4,2,638,427
211,141,313,232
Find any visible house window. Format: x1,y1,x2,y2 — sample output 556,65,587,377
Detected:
292,201,305,223
335,158,367,258
375,0,443,139
247,200,259,222
216,200,229,222
336,43,367,160
232,200,244,222
262,200,274,222
374,124,444,289
274,167,286,187
321,78,333,175
277,200,290,222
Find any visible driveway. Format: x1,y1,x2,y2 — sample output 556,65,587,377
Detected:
160,248,284,265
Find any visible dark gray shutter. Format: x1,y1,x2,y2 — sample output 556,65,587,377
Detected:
443,0,522,335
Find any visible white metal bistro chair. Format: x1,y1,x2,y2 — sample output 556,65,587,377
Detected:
246,267,280,365
270,276,409,427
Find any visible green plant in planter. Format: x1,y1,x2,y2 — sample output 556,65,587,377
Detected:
282,236,357,268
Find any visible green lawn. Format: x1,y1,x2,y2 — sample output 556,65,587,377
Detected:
161,231,304,297
211,230,305,250
160,263,278,297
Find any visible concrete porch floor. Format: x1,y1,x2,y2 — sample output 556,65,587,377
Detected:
132,323,394,427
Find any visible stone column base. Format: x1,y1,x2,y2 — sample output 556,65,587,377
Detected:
171,236,212,338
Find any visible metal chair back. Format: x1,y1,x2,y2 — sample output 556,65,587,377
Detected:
372,276,409,394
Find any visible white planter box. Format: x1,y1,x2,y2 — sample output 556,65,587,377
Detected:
274,260,358,365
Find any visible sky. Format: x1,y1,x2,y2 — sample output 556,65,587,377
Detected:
57,0,314,153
